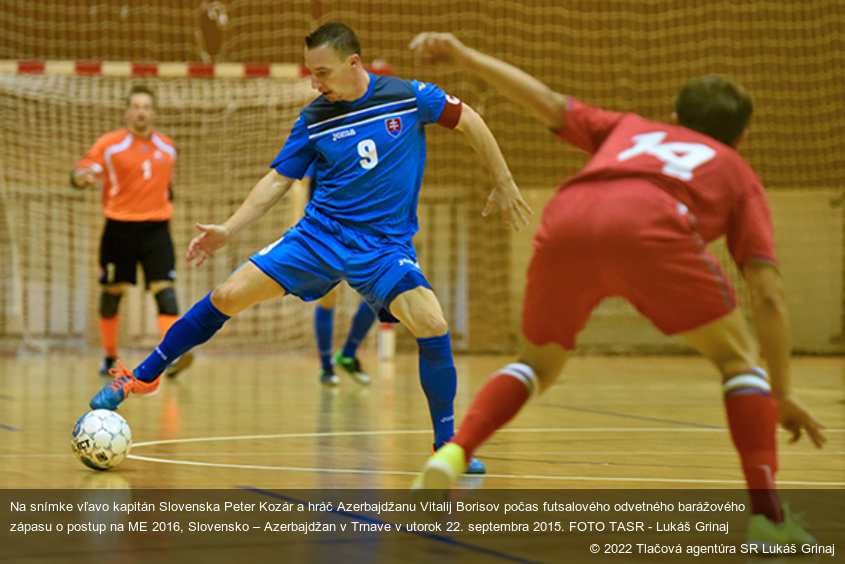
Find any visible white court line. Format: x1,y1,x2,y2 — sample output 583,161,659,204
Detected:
128,454,414,475
7,449,845,458
133,429,430,447
132,426,845,449
117,450,845,456
128,428,845,487
125,454,844,487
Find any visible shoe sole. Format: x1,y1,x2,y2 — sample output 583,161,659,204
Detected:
347,372,371,385
166,353,194,379
333,352,371,386
418,459,457,489
138,387,160,398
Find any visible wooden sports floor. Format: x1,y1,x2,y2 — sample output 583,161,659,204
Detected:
3,352,842,490
1,352,842,563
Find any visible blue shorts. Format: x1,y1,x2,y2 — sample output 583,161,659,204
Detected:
249,210,430,322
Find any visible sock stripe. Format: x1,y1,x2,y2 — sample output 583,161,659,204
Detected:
500,363,538,396
723,368,771,398
724,374,771,392
722,366,768,383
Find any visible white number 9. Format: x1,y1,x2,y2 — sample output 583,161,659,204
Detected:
357,139,378,170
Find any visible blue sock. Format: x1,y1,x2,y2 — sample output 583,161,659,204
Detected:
341,301,376,358
315,306,334,370
417,332,457,448
135,293,230,382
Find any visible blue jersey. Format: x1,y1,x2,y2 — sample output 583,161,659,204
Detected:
303,159,317,200
271,73,461,242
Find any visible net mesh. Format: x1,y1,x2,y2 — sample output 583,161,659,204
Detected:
1,0,843,353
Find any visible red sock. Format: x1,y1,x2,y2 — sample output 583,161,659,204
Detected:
724,391,782,523
453,371,531,464
99,315,119,358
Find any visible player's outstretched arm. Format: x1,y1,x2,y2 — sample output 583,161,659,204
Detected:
454,103,532,231
186,169,294,267
744,262,827,447
70,166,100,189
410,32,567,130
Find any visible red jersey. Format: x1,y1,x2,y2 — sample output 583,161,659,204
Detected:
75,128,177,222
554,98,776,269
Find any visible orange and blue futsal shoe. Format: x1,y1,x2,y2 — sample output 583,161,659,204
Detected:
89,360,161,410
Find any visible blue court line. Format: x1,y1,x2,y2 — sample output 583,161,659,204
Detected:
541,403,725,430
240,486,541,564
0,423,22,431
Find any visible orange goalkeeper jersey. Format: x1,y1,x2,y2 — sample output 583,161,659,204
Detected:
75,127,177,221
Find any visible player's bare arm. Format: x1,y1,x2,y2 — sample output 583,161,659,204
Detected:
453,103,532,231
186,170,294,267
744,261,827,447
410,32,567,130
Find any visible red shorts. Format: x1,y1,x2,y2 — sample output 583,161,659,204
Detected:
522,180,737,349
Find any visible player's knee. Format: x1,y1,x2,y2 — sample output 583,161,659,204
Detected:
209,285,232,311
99,291,122,318
413,314,449,339
516,344,569,393
154,287,179,316
209,284,246,316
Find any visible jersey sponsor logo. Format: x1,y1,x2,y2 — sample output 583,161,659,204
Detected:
331,128,357,142
257,236,284,256
398,257,419,269
385,117,402,137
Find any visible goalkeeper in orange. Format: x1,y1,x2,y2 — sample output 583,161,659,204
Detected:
72,85,193,379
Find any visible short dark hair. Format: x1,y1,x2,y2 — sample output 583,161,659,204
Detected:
305,22,361,59
674,75,753,146
126,84,155,107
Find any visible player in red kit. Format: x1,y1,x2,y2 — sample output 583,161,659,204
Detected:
410,33,826,549
72,85,193,379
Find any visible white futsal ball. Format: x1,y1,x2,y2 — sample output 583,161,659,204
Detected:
71,409,132,470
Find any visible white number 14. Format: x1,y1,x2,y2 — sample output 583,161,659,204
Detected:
617,131,715,181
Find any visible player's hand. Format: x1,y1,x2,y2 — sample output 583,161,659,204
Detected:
72,167,100,189
482,181,533,232
777,394,826,448
409,32,469,67
186,223,230,267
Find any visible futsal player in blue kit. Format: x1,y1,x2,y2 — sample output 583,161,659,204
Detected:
90,22,531,473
